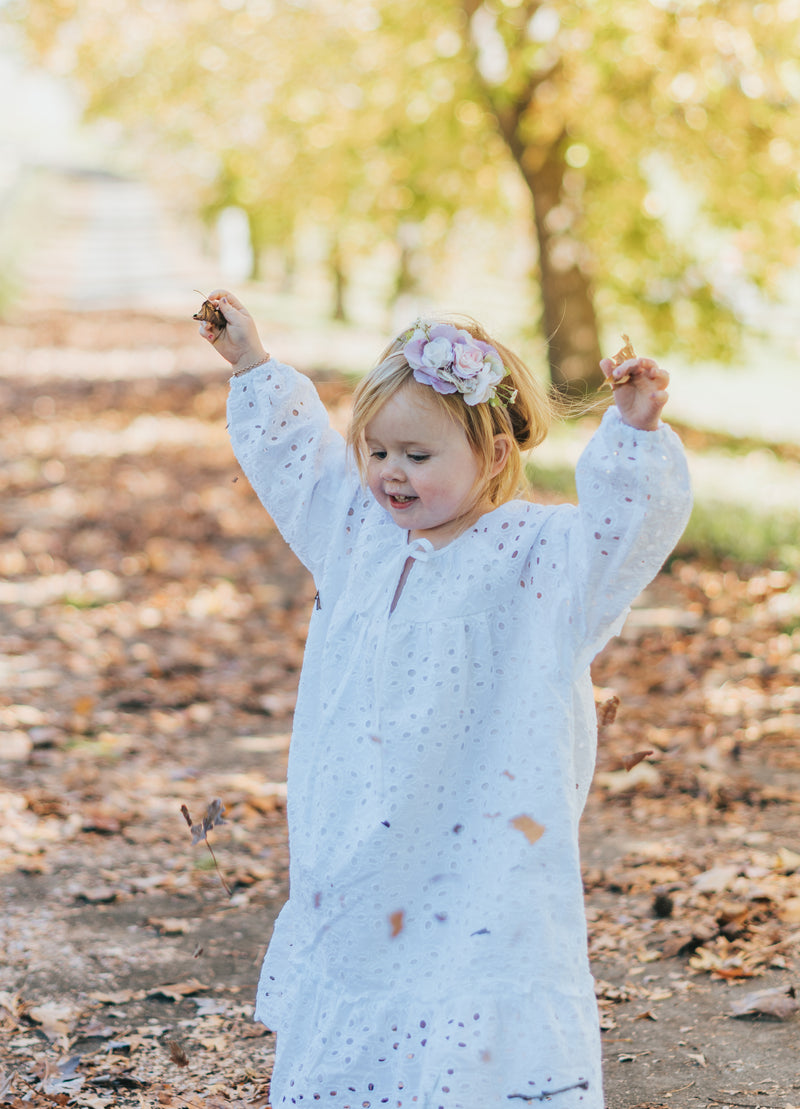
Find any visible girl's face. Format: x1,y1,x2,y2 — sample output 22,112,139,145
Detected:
364,382,490,548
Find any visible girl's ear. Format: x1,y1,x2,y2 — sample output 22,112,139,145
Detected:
489,433,512,478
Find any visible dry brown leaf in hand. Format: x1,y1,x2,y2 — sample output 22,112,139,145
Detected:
612,334,636,369
611,334,636,365
192,294,226,330
605,334,637,386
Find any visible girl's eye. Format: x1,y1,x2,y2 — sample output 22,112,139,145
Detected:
408,454,429,463
369,450,387,460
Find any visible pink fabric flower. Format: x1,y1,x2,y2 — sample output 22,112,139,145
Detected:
452,343,484,378
401,321,509,406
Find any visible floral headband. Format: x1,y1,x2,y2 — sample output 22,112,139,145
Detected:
400,321,517,407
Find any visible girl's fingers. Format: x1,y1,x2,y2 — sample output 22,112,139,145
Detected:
605,356,668,388
599,357,615,381
207,289,249,318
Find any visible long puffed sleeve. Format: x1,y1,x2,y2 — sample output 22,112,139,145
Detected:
227,360,360,579
566,406,692,673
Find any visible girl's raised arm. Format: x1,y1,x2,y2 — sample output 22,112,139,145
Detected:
199,291,358,578
566,390,692,673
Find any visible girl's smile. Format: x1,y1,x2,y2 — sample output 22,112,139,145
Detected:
364,382,489,548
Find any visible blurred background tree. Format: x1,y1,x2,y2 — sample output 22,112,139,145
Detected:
12,0,800,391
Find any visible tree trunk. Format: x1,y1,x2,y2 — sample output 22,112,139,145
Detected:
329,240,348,323
495,117,603,394
462,1,604,394
520,141,604,394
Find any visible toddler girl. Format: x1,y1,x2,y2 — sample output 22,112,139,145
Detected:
199,292,692,1109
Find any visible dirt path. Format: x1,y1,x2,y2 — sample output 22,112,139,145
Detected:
1,312,799,1108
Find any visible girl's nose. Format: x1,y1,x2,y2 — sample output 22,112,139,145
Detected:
380,456,405,483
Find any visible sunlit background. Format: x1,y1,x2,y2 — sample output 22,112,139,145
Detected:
1,0,799,552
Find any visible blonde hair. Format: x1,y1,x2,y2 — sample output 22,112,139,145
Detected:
348,315,554,508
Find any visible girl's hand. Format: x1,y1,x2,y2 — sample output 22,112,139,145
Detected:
600,355,669,431
197,289,269,374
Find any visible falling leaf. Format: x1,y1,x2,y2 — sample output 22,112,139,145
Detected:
510,815,545,845
389,910,405,938
180,799,232,895
597,694,620,726
621,750,653,772
166,1040,190,1067
204,798,226,833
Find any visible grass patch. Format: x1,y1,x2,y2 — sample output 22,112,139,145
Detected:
677,501,799,570
526,462,799,571
525,461,577,501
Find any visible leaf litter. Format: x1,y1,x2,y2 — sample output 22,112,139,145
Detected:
1,310,799,1105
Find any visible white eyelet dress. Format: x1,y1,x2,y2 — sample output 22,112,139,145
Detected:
227,360,692,1109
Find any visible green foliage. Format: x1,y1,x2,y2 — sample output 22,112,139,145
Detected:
466,0,800,363
677,501,800,572
11,0,800,368
528,455,800,571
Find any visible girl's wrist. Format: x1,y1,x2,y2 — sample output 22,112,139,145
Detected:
231,349,270,377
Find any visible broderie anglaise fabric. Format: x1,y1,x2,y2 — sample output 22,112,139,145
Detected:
227,361,692,1109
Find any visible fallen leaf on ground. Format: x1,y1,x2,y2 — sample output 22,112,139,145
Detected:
26,1000,82,1041
146,979,209,1001
729,984,798,1020
147,917,194,935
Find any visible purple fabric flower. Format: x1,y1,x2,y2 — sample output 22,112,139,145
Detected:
401,321,509,406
